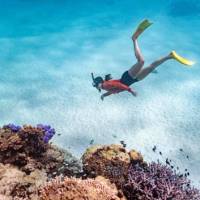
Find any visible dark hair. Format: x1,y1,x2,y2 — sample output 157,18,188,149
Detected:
104,74,112,81
93,76,104,88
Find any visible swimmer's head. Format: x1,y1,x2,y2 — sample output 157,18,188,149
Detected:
91,73,112,92
92,76,104,92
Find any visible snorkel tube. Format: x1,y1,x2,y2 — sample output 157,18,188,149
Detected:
91,73,102,92
91,73,95,85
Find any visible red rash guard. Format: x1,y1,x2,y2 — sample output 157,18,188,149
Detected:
102,80,133,94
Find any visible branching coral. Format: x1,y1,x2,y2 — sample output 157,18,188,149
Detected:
82,144,144,188
40,176,126,200
123,162,200,200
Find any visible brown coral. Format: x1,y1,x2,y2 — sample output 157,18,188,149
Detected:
82,144,144,188
0,125,46,167
40,176,126,200
0,125,82,177
129,149,144,164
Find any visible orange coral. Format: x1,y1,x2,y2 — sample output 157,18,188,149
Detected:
40,176,126,200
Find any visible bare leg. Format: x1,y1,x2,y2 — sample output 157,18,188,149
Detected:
135,54,172,81
128,38,145,78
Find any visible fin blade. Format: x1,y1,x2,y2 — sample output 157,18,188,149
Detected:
171,51,195,66
137,19,153,32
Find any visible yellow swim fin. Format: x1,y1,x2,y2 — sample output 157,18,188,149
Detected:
170,51,195,66
135,19,153,34
133,19,153,39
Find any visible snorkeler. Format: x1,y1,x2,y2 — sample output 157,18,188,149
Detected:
91,19,194,100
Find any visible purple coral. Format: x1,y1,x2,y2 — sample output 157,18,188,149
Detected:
4,124,21,132
37,124,55,143
123,162,200,200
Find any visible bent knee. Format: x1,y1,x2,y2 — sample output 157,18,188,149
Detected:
138,59,145,66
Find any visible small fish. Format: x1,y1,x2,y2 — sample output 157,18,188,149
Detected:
112,134,117,138
187,172,190,176
82,174,87,178
179,174,183,178
166,158,170,165
177,167,179,170
186,155,189,159
152,145,157,152
123,143,127,148
179,148,183,152
120,141,126,148
185,169,188,171
171,165,174,169
159,151,162,155
58,133,61,136
90,139,94,145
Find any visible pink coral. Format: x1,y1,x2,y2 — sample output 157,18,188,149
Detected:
40,176,126,200
0,163,47,200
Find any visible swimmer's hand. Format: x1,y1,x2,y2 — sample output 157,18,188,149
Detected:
101,91,113,101
101,94,104,101
131,90,137,97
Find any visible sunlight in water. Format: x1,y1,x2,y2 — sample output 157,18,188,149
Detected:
0,0,199,186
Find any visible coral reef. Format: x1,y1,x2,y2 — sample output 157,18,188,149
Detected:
0,124,48,167
40,176,126,200
0,124,82,199
0,124,199,200
0,124,81,176
123,162,200,200
82,144,144,188
0,163,47,200
42,145,82,178
36,124,55,143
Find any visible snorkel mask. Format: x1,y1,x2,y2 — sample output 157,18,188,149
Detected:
91,73,103,92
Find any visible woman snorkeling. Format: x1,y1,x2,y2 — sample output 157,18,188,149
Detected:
91,19,194,101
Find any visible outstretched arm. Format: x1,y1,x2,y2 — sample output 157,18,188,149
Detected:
101,91,113,101
109,81,137,96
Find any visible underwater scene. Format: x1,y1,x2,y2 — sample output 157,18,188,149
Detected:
0,0,200,199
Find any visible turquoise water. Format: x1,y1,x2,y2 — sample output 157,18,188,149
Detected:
0,0,200,186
